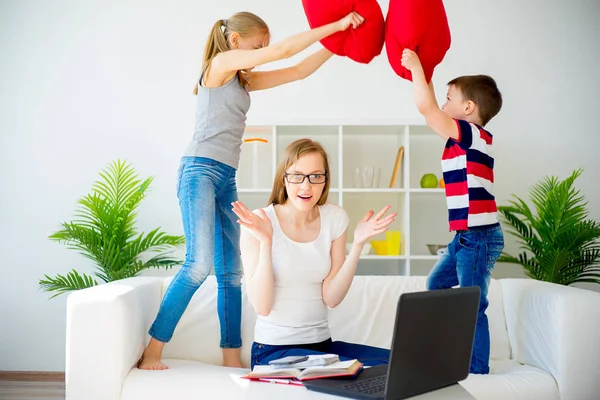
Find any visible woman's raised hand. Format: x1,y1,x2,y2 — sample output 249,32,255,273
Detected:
232,201,273,243
353,205,397,246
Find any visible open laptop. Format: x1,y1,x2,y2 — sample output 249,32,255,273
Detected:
303,286,480,400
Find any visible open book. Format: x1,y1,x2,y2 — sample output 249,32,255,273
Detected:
270,354,340,369
242,359,362,382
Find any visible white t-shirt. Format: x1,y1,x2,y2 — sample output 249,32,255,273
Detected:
252,203,349,345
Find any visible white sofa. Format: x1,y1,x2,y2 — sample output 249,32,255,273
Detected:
65,275,600,400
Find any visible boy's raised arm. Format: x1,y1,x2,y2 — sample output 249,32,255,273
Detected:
401,49,459,141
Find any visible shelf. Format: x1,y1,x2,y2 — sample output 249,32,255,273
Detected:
410,255,440,260
409,189,445,193
343,188,406,193
275,125,338,137
235,122,452,276
342,125,406,136
409,125,439,136
238,188,444,194
246,117,427,126
238,188,272,193
359,255,439,260
360,255,407,260
239,188,341,193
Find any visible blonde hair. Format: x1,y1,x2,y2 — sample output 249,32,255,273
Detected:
267,139,331,206
193,12,269,94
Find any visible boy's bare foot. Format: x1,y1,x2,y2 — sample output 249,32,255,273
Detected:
222,348,242,368
138,338,168,370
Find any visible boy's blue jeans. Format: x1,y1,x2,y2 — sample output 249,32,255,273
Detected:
149,157,242,348
251,338,390,369
426,224,504,374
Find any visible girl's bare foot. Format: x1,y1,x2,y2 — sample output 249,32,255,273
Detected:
137,338,168,370
222,348,242,368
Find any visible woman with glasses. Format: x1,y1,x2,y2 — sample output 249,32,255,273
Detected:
232,138,397,368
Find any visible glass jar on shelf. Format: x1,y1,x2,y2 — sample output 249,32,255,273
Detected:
243,137,269,188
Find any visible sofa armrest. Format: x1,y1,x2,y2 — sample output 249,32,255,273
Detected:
500,279,600,400
65,277,163,400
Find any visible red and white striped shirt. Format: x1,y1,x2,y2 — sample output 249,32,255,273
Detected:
441,119,498,231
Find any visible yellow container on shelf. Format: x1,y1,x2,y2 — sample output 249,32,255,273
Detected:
370,240,387,256
370,231,403,256
385,231,402,255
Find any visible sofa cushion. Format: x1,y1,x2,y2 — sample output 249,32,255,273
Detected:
121,358,559,400
160,276,257,368
384,0,451,82
160,275,510,367
121,360,251,399
328,276,512,361
461,359,560,400
328,275,427,348
302,0,385,63
486,279,512,360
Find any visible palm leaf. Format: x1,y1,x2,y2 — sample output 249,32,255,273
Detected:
497,206,533,243
49,222,104,266
93,160,139,208
39,270,99,299
109,260,148,280
143,253,183,269
556,248,600,285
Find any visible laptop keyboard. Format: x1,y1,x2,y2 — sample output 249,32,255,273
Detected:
341,375,386,395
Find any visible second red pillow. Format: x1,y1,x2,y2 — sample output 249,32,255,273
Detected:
385,0,451,82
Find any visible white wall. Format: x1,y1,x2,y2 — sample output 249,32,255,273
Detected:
1,0,599,371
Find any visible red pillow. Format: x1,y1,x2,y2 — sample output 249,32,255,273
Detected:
302,0,385,64
385,0,451,82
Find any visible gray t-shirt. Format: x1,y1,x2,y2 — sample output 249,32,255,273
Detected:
184,70,251,169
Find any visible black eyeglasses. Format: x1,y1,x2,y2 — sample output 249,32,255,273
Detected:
284,173,327,184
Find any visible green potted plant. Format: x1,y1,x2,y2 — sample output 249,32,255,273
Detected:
498,168,600,285
40,160,185,298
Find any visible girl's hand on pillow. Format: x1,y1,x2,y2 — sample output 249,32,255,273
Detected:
337,11,365,31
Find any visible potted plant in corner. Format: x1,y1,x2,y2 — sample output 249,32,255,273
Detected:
40,159,185,298
498,168,600,286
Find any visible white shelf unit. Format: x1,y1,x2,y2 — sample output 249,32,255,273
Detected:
236,120,454,276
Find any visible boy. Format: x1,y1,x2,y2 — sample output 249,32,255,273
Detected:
401,49,504,374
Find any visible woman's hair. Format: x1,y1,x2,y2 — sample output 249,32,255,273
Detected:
267,139,331,206
193,12,269,94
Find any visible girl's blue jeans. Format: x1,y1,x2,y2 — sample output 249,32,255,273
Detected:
149,157,242,348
